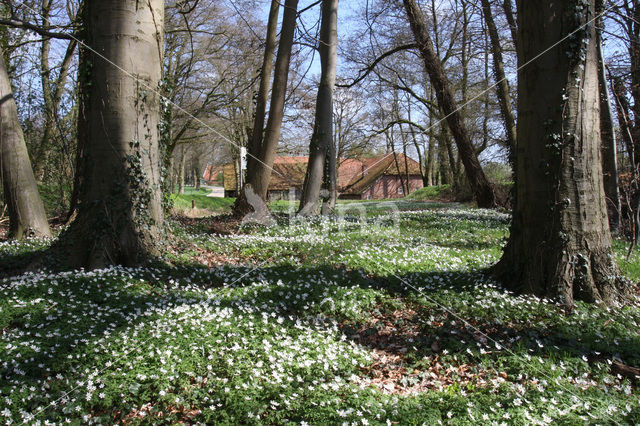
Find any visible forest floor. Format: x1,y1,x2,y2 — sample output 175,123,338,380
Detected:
1,200,639,424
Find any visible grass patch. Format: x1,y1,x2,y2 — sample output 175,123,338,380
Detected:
405,185,451,201
170,186,235,212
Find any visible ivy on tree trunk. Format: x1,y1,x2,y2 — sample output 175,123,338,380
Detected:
56,0,165,268
494,0,629,306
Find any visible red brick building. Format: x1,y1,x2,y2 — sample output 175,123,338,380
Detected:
339,153,423,200
211,153,423,200
202,165,224,185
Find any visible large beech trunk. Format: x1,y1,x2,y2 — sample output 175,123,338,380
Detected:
57,0,164,268
0,47,51,239
402,0,497,208
494,0,628,305
299,0,338,215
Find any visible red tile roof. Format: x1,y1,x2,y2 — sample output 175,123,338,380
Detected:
222,154,422,195
340,153,422,195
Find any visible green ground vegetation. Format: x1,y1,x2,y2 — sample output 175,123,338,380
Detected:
170,187,235,212
0,201,638,424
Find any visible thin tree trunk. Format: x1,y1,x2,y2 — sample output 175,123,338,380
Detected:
235,157,242,195
611,76,635,167
502,0,518,54
56,0,164,268
426,89,436,186
482,28,491,155
299,0,338,215
33,0,53,182
168,154,175,192
322,109,338,214
408,100,426,186
403,0,497,208
391,94,409,194
247,0,279,176
178,145,186,194
630,3,640,162
233,0,279,215
401,124,410,194
460,1,469,119
426,135,435,186
494,0,628,305
597,16,620,232
482,0,517,153
33,1,77,182
194,157,201,191
438,123,453,185
321,135,337,214
66,82,84,223
249,0,298,202
428,0,441,188
0,47,51,239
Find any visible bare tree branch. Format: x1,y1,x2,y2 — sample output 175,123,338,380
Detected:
337,43,417,88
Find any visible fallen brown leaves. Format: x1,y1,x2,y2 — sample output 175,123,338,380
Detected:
355,349,495,396
192,245,242,267
344,307,502,396
117,403,201,425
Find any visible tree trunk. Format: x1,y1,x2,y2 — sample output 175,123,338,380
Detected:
426,135,435,186
402,125,410,194
33,0,53,182
55,0,164,269
408,100,427,186
482,0,517,154
321,134,337,214
32,0,77,182
460,1,469,120
502,0,518,56
194,158,201,191
246,0,278,177
299,0,338,215
611,76,635,166
597,18,620,232
438,123,453,185
0,47,51,239
482,29,491,156
494,0,628,306
233,0,280,216
248,0,298,203
426,91,436,186
178,145,186,194
630,4,640,164
34,40,76,181
402,0,498,208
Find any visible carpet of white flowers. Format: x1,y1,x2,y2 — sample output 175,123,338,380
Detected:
1,202,640,424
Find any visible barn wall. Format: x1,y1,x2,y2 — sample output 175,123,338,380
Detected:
364,175,423,199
